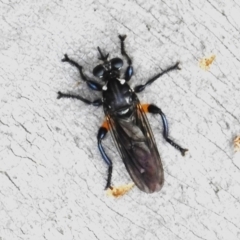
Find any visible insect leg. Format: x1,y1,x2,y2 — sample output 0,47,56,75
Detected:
142,104,188,156
62,54,102,91
119,35,133,81
134,62,180,93
57,91,102,106
97,120,113,189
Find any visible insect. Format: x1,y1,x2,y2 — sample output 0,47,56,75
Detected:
58,35,188,193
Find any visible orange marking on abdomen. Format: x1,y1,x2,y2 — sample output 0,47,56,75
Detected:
141,104,150,113
101,117,110,131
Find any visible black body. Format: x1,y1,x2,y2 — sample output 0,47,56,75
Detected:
58,35,188,193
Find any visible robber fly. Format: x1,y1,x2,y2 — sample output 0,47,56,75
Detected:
58,35,188,193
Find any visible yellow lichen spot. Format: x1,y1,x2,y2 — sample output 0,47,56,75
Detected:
199,55,216,70
234,136,240,152
106,183,135,198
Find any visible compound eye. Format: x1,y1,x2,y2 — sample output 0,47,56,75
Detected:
110,58,123,70
93,64,105,78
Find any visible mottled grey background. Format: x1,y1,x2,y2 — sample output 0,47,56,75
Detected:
1,0,240,239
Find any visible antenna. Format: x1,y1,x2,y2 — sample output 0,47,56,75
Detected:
97,47,109,62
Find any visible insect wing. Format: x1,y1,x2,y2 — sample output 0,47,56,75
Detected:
106,99,164,193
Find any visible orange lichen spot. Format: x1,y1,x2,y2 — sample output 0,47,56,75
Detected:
106,182,135,198
141,104,150,113
199,54,216,70
234,136,240,152
74,82,81,88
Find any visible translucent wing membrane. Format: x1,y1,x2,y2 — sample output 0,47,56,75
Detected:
105,95,164,193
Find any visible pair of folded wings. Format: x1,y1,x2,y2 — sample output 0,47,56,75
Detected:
106,100,164,193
